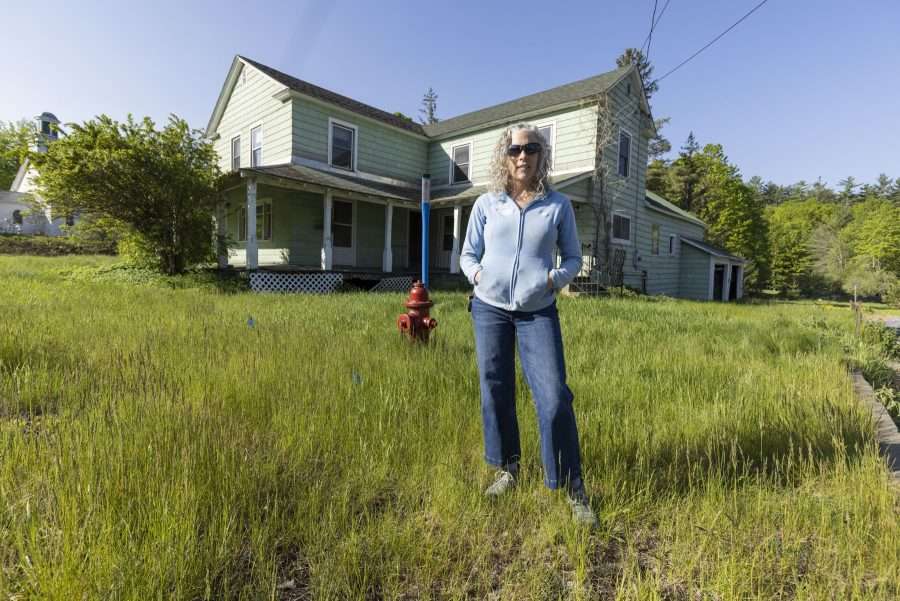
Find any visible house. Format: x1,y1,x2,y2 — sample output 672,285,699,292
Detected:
6,112,71,236
206,55,745,301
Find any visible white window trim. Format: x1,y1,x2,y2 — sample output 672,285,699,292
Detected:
250,124,263,168
449,140,473,185
328,117,359,172
534,120,557,169
611,211,632,245
231,135,241,172
617,128,632,178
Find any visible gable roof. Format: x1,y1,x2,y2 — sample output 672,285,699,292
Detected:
644,190,706,227
242,56,425,135
422,66,634,138
681,237,745,262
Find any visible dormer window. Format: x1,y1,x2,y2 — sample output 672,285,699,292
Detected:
451,143,471,184
329,119,357,171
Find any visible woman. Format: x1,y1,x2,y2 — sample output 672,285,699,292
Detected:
460,123,597,527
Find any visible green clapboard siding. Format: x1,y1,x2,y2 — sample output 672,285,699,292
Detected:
679,243,711,300
426,104,598,188
215,63,293,173
355,201,386,269
292,96,427,182
638,207,706,296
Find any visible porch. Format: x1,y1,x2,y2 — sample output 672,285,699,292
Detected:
216,164,473,279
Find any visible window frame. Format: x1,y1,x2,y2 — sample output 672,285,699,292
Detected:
256,200,272,241
611,211,632,245
328,118,358,172
449,141,473,185
668,234,677,256
651,223,660,255
231,136,241,172
617,128,632,178
534,120,557,169
250,125,263,168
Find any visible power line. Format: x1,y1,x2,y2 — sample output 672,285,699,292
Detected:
645,0,659,60
652,0,771,84
640,0,673,57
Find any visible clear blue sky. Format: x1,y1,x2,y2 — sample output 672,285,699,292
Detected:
3,0,898,187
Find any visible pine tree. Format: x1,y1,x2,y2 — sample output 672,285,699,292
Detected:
616,48,658,101
418,87,439,125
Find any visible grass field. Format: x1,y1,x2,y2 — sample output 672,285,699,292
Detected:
1,256,898,600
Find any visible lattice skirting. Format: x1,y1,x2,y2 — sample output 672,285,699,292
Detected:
370,276,414,292
250,272,343,293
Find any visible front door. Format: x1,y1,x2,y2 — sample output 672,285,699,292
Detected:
712,264,725,301
435,212,454,270
332,198,355,266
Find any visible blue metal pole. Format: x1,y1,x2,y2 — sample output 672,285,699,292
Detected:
421,174,431,288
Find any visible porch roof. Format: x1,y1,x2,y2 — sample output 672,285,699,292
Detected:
241,164,419,204
430,171,594,205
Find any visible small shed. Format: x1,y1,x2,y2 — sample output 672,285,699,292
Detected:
678,237,746,301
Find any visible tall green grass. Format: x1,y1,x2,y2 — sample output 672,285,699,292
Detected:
1,256,898,600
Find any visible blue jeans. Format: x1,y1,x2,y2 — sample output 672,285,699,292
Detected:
471,295,583,490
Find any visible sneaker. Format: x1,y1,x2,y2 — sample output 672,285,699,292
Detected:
484,468,517,498
566,485,598,528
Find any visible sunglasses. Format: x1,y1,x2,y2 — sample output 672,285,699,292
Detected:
506,142,542,157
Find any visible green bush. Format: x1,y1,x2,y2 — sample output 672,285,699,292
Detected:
860,320,900,360
0,233,116,256
883,280,900,308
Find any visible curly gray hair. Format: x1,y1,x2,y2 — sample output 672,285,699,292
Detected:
487,123,553,197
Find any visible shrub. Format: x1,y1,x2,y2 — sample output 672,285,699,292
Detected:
0,233,116,256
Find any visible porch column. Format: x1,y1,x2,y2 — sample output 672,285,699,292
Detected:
216,201,228,269
723,262,732,302
449,204,462,274
382,202,393,273
321,190,333,270
737,265,744,299
246,178,258,270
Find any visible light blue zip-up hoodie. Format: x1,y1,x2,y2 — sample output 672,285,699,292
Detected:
460,189,582,312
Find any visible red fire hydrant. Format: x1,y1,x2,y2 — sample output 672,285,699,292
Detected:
397,280,438,343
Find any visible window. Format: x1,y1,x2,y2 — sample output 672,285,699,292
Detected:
66,213,75,227
332,200,353,247
250,126,262,167
651,224,660,255
537,123,554,166
451,143,470,184
612,212,631,243
256,202,271,241
329,121,356,170
441,214,454,251
231,136,241,172
669,234,677,255
12,210,22,225
617,130,631,177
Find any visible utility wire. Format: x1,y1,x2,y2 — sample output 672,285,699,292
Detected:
652,0,771,84
644,0,659,60
640,0,673,57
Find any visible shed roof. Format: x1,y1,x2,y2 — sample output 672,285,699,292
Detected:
681,237,746,262
644,190,706,227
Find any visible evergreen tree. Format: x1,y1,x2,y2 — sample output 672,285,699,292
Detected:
616,48,658,101
418,87,439,125
668,132,704,213
648,117,671,162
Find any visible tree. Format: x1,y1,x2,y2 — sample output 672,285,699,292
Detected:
842,198,900,276
31,115,222,275
616,48,658,102
648,117,671,162
667,132,705,214
0,119,36,189
765,199,837,294
418,87,439,125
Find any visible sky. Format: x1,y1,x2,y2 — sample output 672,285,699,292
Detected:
2,0,898,187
